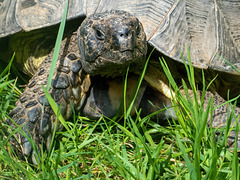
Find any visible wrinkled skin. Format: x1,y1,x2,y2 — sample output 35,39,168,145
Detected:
78,10,147,76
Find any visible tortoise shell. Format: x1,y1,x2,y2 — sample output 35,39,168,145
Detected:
1,0,239,74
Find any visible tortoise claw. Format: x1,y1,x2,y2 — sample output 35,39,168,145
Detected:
31,150,40,165
22,141,32,156
40,107,52,135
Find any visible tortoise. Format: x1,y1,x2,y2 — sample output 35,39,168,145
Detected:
1,0,240,164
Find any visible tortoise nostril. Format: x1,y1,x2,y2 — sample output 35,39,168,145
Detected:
119,28,130,38
120,33,129,37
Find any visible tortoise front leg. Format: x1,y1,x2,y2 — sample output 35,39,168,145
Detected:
8,48,90,164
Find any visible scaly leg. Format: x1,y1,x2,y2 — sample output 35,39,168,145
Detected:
7,33,90,164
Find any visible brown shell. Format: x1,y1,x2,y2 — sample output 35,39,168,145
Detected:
1,0,240,74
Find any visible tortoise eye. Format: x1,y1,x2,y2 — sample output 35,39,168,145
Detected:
136,24,141,36
95,29,105,40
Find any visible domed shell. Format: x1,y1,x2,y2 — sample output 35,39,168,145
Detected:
1,0,239,74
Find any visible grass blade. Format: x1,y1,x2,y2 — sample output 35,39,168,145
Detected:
46,0,69,91
232,119,239,180
176,133,197,179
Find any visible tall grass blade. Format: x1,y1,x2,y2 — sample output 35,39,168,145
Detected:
232,119,239,180
42,0,69,116
41,85,69,132
176,133,197,179
46,0,69,91
126,48,154,117
0,53,15,79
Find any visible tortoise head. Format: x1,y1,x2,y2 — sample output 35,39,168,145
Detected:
78,10,147,76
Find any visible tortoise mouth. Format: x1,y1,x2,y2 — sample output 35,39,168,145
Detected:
82,48,146,77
